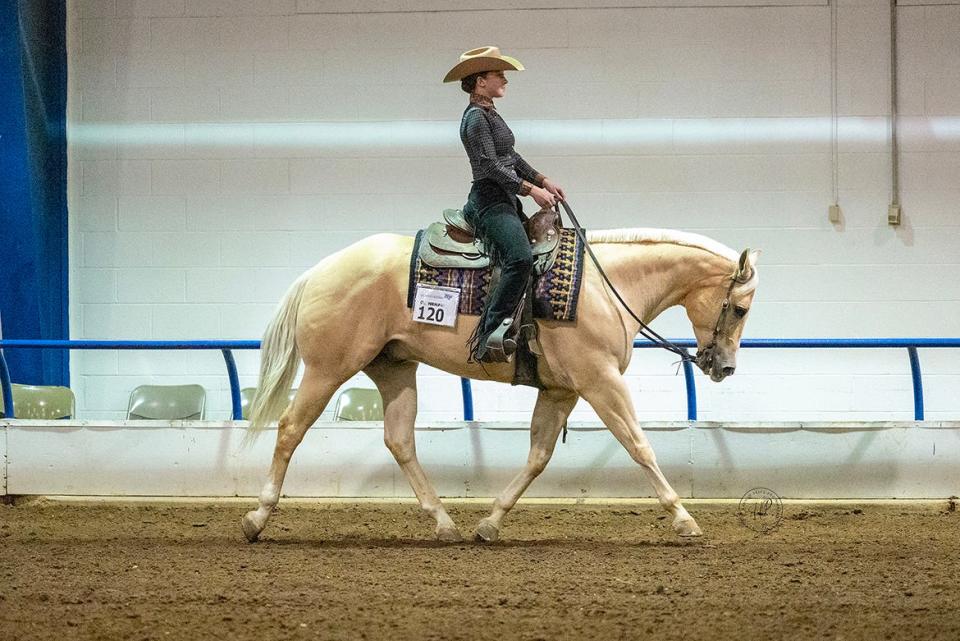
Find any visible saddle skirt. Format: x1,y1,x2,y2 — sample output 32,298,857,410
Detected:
408,214,587,324
418,207,564,275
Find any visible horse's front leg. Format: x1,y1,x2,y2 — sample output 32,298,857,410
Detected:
475,387,579,542
365,357,461,542
580,373,702,537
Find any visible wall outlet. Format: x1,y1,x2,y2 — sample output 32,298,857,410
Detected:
888,204,901,226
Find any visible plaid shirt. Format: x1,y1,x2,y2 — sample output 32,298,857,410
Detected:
459,96,544,196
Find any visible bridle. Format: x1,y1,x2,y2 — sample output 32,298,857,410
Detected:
557,200,750,371
694,259,752,373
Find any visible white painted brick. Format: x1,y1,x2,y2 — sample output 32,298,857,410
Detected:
220,87,289,122
117,51,185,87
185,268,301,304
118,196,187,230
184,50,254,87
74,53,117,88
253,51,324,86
76,195,118,231
72,350,119,376
897,190,960,227
83,232,154,267
81,304,152,339
81,18,151,52
117,269,186,303
358,157,464,195
900,152,960,192
81,160,120,194
150,87,221,122
837,152,891,192
67,3,960,425
183,124,256,159
287,13,358,50
78,0,117,18
185,0,295,17
220,16,287,50
117,124,186,159
117,0,185,18
926,76,960,117
219,232,292,267
80,88,151,122
221,159,289,193
288,85,360,120
186,194,269,230
152,159,221,195
288,232,370,267
75,269,117,303
119,350,224,376
150,232,221,267
149,17,220,51
151,304,221,338
220,304,277,338
289,158,362,194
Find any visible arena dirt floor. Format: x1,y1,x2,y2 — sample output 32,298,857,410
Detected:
0,498,957,641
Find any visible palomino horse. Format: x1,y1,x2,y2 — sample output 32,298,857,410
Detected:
242,228,760,543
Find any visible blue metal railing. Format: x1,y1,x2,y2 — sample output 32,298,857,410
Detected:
1,338,958,421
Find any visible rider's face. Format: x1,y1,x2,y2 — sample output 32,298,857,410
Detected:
478,70,508,98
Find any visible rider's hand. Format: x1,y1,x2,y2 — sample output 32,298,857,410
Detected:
542,178,565,202
531,186,557,209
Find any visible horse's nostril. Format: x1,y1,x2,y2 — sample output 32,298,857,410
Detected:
722,366,736,376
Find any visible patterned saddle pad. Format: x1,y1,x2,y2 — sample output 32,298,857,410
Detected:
407,227,586,322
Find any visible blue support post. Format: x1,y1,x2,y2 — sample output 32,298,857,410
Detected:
682,354,697,421
461,377,474,421
221,349,242,420
907,347,924,421
0,350,14,419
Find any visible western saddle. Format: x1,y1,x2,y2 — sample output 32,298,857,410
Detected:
419,207,563,275
416,207,564,373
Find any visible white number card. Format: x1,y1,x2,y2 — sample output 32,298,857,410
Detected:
412,284,460,327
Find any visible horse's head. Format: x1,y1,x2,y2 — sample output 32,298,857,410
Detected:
684,248,760,382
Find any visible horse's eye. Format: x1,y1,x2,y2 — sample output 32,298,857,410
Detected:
733,306,748,318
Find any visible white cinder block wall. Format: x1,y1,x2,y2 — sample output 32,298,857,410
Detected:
67,0,960,422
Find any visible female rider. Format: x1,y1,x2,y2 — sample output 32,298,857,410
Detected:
443,46,566,362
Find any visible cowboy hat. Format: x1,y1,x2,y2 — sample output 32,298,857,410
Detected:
443,46,524,83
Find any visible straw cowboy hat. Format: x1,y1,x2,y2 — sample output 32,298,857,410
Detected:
443,46,524,83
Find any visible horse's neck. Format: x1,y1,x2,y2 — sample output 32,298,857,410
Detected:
595,242,727,323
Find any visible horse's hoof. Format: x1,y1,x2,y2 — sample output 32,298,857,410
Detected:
474,519,500,543
241,512,263,543
673,516,703,537
436,526,463,543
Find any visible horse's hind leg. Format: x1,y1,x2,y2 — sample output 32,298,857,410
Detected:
242,366,343,542
581,373,702,537
476,387,579,543
364,356,462,542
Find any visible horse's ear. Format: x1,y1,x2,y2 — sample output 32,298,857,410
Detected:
737,248,761,282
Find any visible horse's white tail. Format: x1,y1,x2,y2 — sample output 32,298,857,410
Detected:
243,273,310,445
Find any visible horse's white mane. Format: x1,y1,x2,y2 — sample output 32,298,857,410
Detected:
585,228,740,263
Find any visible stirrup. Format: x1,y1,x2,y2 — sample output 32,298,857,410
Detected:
478,318,517,363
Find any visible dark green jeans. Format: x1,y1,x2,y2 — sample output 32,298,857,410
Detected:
463,178,534,341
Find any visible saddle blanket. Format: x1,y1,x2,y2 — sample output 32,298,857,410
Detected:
406,227,586,322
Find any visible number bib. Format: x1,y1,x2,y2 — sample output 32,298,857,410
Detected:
412,284,460,327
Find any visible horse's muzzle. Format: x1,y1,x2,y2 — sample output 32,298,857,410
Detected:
696,346,735,382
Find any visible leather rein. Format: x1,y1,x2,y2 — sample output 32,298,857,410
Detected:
556,200,748,369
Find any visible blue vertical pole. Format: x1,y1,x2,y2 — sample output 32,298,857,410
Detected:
221,349,242,420
682,354,697,421
0,351,14,419
461,377,474,421
907,347,924,421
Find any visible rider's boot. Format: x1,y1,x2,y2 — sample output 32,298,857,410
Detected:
477,318,517,363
